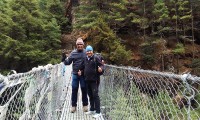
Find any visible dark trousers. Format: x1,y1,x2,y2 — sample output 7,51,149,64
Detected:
71,74,88,107
87,81,100,113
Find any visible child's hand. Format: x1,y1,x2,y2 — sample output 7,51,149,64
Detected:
78,70,82,76
98,66,102,73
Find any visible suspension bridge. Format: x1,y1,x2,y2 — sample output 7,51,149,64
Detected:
0,63,200,120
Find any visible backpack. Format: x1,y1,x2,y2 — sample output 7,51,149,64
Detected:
94,53,104,64
94,53,104,75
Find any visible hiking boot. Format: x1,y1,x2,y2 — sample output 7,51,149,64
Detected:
71,107,76,113
92,113,101,119
85,111,95,115
83,106,88,112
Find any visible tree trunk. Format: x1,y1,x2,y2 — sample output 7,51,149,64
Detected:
175,0,178,43
143,0,146,41
65,0,72,23
162,54,164,71
176,55,179,73
189,0,195,59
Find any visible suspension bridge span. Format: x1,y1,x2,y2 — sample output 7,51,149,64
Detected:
0,63,200,120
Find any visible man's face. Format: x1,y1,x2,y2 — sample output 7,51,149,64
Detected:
76,43,84,51
86,51,93,57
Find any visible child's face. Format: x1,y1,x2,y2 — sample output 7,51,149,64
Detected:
86,51,93,57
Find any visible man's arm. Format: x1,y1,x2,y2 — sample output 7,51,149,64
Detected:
62,51,73,65
78,59,85,76
61,53,67,62
61,49,67,62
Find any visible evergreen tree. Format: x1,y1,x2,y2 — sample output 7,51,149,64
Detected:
0,0,63,72
106,0,129,32
74,0,132,65
178,0,191,36
152,0,170,37
130,0,153,40
43,0,69,33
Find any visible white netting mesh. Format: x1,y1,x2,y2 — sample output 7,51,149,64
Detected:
1,63,200,120
99,65,200,120
0,63,71,120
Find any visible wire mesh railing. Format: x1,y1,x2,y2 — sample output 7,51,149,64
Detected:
0,63,70,120
1,63,200,120
99,65,200,120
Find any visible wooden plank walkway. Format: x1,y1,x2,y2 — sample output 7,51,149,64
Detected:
60,67,104,120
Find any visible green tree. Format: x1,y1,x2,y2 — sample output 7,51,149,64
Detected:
178,0,191,36
74,0,131,65
130,0,153,40
140,42,156,68
43,0,69,33
152,0,170,37
0,0,63,72
106,0,129,32
172,43,185,73
190,59,200,76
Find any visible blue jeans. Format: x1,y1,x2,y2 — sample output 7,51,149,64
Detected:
71,74,88,107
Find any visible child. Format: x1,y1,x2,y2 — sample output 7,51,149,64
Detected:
78,45,104,118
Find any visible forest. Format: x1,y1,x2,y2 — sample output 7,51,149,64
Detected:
0,0,200,76
0,0,67,73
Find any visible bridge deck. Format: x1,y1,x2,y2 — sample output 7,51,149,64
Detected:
60,79,104,120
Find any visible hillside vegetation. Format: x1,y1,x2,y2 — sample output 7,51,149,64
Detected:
63,0,200,75
0,0,67,73
1,0,200,76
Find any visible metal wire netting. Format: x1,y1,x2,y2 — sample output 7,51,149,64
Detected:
1,63,200,120
99,65,200,120
0,63,70,120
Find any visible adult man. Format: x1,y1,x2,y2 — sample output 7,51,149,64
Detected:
62,38,88,113
78,45,104,118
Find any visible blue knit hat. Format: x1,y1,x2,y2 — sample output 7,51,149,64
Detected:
86,45,93,52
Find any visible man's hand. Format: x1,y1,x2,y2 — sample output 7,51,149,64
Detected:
102,60,105,64
62,49,67,54
62,49,70,58
78,70,82,76
98,66,102,73
65,53,69,58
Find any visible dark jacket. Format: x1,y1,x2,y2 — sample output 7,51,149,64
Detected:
62,49,86,74
79,54,104,81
